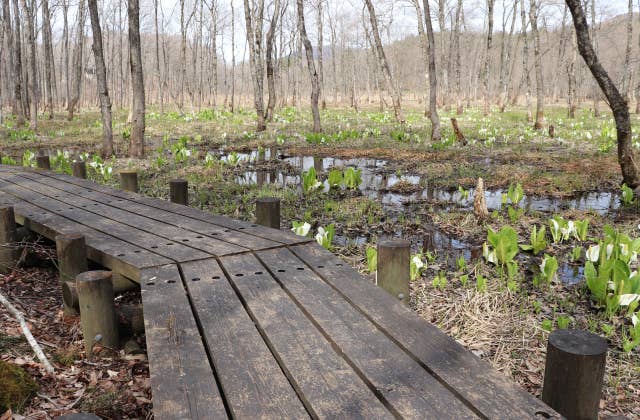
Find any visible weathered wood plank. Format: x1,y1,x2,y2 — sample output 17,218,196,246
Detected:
219,253,393,419
0,178,211,262
28,169,309,245
180,259,310,418
291,242,561,420
0,191,169,279
140,264,228,419
5,173,248,256
16,171,280,251
257,247,478,418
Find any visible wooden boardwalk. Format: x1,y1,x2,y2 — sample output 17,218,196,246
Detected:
0,164,560,419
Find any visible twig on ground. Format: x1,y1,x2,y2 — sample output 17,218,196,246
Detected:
0,290,55,373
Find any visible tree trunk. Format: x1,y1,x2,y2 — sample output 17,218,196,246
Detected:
19,0,36,130
317,0,326,110
243,0,266,131
519,0,532,120
622,0,633,100
264,0,280,122
8,0,24,125
62,0,69,108
363,0,404,123
453,0,463,114
68,0,86,121
297,0,321,133
423,0,441,141
153,0,163,113
412,0,430,117
2,0,16,120
42,0,55,118
127,0,145,157
88,0,113,157
530,0,545,130
567,31,577,118
566,0,640,188
482,0,494,116
230,0,235,112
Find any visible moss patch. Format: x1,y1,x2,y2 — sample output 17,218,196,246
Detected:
0,360,38,413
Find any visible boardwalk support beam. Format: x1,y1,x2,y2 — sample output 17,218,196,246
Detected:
256,197,280,229
377,240,410,305
542,329,607,419
36,155,51,170
76,270,119,356
72,161,87,179
169,179,189,205
119,170,139,193
56,233,88,315
0,206,19,274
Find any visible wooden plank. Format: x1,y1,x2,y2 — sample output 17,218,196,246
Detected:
180,259,309,418
0,191,169,279
256,247,478,418
31,169,309,245
140,265,228,420
291,243,562,419
16,171,280,251
0,177,212,262
219,253,393,419
4,173,248,257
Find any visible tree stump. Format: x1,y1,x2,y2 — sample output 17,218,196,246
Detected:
541,329,607,420
119,170,139,193
0,206,19,274
169,179,189,205
56,233,88,315
76,271,119,356
255,197,280,229
36,155,50,170
450,118,467,145
72,161,87,179
377,240,410,305
473,178,489,220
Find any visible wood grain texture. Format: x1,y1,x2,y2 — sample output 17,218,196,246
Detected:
257,247,478,418
291,242,562,420
16,171,280,251
140,264,228,420
180,258,309,419
29,169,309,245
220,253,393,419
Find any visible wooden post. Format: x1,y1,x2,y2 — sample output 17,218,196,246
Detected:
76,270,119,356
169,179,189,205
119,170,139,193
72,161,87,179
377,240,410,305
0,206,19,274
256,197,280,229
542,329,607,420
36,155,51,170
55,233,88,314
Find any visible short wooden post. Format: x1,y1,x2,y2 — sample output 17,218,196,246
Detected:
36,155,51,170
377,240,410,305
119,170,139,193
255,197,280,229
169,179,189,205
55,233,88,314
0,206,19,274
72,161,87,179
76,270,119,356
542,329,607,420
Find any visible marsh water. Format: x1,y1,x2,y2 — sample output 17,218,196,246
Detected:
217,147,607,284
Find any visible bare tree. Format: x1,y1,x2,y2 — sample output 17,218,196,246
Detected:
128,0,145,157
88,0,113,156
42,0,55,118
363,0,404,123
297,0,321,132
68,0,86,120
530,0,544,130
566,0,640,188
411,0,429,116
8,0,24,125
482,0,494,116
622,0,633,100
317,0,326,109
422,0,440,141
19,0,36,130
265,0,281,121
243,0,266,130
